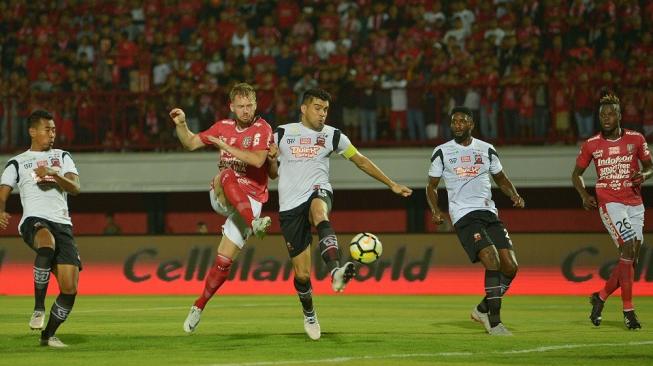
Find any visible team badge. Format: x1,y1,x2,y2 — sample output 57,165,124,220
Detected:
627,144,635,153
50,158,61,167
242,137,252,148
474,154,483,164
315,134,326,147
473,233,482,242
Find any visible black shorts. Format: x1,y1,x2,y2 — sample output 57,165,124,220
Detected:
454,210,513,263
20,216,82,269
280,189,333,258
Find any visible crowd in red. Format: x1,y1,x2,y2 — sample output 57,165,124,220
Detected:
1,0,653,152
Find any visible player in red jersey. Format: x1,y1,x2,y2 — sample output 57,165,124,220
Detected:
572,93,652,330
170,83,276,333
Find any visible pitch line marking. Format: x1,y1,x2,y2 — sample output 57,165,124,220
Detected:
207,341,653,366
73,303,288,313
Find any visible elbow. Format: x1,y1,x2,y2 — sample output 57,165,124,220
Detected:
268,172,278,180
69,185,81,196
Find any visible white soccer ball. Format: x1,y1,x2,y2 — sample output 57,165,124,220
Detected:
349,233,383,264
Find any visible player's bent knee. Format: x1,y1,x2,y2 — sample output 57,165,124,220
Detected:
294,273,310,284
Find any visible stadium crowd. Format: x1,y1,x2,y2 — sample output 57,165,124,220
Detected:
0,0,652,152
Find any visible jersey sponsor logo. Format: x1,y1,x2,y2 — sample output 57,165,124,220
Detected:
315,134,326,147
290,146,321,158
592,150,603,159
449,158,457,164
461,156,471,163
300,138,311,145
596,155,633,167
286,138,295,144
242,136,252,148
36,160,48,167
23,162,33,169
229,137,237,145
253,133,261,146
608,146,620,155
454,166,481,177
609,180,621,190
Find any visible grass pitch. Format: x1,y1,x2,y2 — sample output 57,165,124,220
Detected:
0,295,651,366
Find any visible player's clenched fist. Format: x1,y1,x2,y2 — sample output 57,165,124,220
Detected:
169,108,186,125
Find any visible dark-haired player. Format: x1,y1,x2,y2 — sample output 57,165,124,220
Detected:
572,94,652,330
0,110,81,347
270,88,412,340
426,106,524,336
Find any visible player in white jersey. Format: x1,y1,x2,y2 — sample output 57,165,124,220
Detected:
271,88,412,340
426,106,524,336
0,110,81,348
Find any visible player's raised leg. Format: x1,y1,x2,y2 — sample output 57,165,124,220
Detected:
220,168,271,239
40,264,78,348
309,195,355,292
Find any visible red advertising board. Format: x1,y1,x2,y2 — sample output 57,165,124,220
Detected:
1,234,652,295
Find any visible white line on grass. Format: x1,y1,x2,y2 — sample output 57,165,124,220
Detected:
207,341,653,366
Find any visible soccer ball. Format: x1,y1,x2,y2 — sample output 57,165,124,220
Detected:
349,233,382,264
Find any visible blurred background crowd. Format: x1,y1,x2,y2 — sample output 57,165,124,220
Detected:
1,0,652,152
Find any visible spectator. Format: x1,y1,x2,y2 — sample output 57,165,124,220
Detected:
103,213,122,235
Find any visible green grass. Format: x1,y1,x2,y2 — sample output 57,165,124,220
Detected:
0,295,652,366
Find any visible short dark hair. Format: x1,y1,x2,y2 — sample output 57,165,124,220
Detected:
450,106,473,120
301,88,331,105
27,110,54,129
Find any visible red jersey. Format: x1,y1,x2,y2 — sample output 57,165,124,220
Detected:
198,117,272,203
576,130,651,206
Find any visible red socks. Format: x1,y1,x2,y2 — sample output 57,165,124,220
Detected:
598,258,634,310
194,254,232,310
618,258,634,310
220,169,254,225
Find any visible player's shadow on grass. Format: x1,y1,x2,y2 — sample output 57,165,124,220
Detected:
598,320,628,330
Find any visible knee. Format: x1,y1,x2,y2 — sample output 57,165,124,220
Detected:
294,273,310,284
479,247,500,270
621,242,636,260
502,263,518,278
60,284,77,294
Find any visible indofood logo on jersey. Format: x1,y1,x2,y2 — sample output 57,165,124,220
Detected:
454,166,481,177
291,146,321,158
596,155,633,167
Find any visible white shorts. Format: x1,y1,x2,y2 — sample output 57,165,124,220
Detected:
208,189,262,248
599,202,644,247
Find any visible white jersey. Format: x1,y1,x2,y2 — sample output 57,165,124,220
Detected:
1,149,79,228
428,138,503,224
274,123,357,212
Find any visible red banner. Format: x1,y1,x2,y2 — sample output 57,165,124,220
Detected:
1,234,652,295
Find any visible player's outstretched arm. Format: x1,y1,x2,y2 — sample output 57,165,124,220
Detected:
349,152,412,197
426,176,444,224
0,185,12,230
492,171,525,208
34,167,81,195
169,108,205,151
571,165,597,210
206,136,268,168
